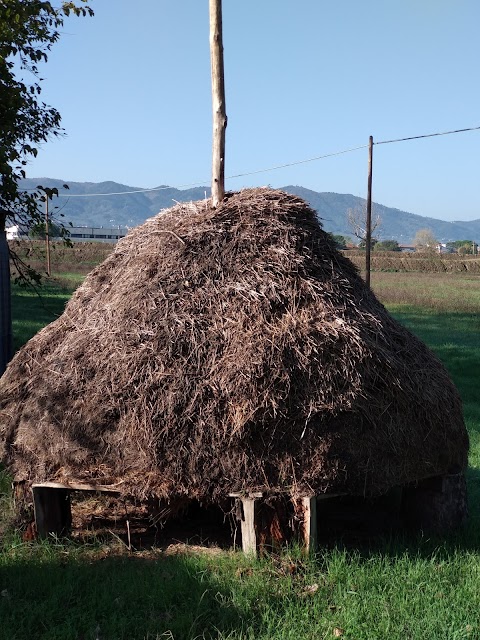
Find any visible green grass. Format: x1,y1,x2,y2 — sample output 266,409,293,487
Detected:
387,308,480,420
2,271,480,640
1,541,480,639
10,279,74,352
386,307,480,539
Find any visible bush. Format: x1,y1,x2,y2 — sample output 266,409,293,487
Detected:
374,240,401,252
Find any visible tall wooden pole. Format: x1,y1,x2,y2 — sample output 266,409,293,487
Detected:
365,136,373,289
209,0,227,207
0,221,13,377
45,196,51,276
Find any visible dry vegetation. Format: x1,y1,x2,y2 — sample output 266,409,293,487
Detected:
8,238,114,279
347,250,480,274
2,199,480,640
1,189,467,508
370,272,480,313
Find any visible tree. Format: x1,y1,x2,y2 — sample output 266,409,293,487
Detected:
457,243,471,256
346,203,381,247
446,240,477,254
0,1,93,376
358,237,378,250
413,228,437,252
374,239,401,252
29,221,62,239
329,234,349,249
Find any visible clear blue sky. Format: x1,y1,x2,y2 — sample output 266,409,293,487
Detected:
26,0,480,221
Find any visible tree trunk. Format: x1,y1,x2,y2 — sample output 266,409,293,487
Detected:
0,229,13,376
209,0,227,208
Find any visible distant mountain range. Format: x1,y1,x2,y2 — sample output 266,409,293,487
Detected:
19,178,480,244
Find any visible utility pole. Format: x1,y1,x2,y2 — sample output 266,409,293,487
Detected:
0,210,13,376
45,195,51,276
365,135,373,289
209,0,227,208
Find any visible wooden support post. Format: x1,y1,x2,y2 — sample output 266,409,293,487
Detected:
239,497,258,555
230,492,263,555
301,496,317,553
32,485,72,538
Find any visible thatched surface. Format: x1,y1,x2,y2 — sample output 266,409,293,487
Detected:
0,189,468,501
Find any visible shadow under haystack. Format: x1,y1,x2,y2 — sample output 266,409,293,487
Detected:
0,189,469,545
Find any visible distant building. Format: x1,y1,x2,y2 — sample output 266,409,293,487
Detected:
69,226,128,242
436,243,454,254
399,244,415,253
6,224,128,243
6,226,19,240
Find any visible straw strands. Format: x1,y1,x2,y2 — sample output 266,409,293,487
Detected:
0,188,468,502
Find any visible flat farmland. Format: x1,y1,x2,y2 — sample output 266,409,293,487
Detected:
371,271,480,313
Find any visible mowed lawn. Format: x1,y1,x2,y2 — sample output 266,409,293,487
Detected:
1,269,480,640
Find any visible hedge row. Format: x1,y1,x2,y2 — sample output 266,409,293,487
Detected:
345,253,480,273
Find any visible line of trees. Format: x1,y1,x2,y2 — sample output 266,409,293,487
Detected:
413,229,478,254
446,240,478,255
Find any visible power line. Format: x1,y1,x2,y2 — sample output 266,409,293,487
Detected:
32,124,480,199
225,144,369,180
55,181,210,198
57,143,369,198
375,125,480,146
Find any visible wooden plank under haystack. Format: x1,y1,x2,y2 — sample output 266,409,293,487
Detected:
0,188,469,548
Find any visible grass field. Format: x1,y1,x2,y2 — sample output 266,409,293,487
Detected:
10,280,73,352
2,261,480,640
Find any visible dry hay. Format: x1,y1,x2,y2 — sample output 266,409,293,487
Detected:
0,188,468,502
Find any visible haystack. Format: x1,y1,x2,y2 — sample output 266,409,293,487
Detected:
0,189,468,509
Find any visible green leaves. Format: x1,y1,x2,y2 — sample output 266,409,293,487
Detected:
0,0,93,288
0,0,94,220
62,1,94,19
374,240,401,252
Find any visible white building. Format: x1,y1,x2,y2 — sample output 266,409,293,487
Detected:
6,225,19,240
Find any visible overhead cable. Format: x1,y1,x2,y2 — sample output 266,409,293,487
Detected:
33,124,480,199
376,125,480,146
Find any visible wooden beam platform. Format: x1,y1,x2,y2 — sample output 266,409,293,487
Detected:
32,481,121,494
31,481,121,538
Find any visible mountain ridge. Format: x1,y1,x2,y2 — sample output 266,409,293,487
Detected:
19,178,480,244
